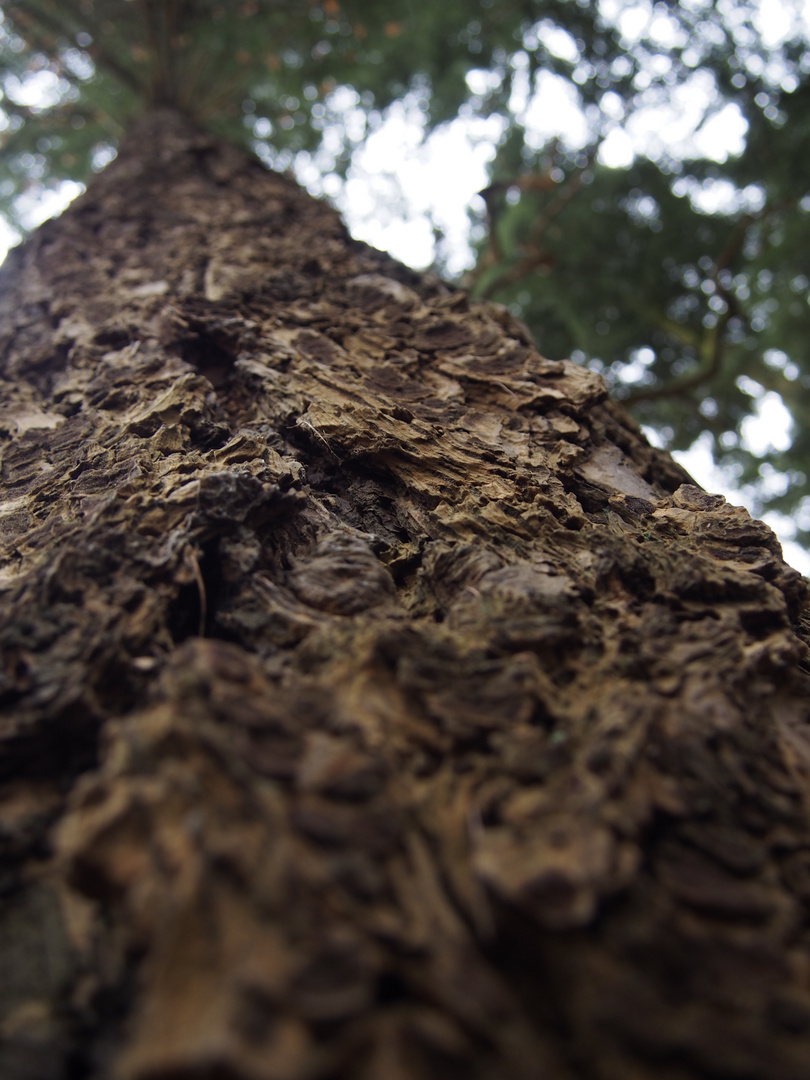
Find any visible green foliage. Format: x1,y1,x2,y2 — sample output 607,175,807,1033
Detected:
0,0,808,545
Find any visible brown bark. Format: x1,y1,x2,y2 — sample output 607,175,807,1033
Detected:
1,108,809,1080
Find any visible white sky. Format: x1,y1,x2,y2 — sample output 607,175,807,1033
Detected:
335,108,503,274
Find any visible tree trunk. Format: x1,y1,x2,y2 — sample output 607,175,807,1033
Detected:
1,108,810,1080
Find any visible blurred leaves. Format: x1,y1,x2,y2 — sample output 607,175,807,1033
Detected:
0,0,808,544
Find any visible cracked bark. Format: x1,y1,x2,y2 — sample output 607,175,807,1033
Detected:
1,108,810,1080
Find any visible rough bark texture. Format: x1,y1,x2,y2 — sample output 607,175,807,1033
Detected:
1,109,810,1080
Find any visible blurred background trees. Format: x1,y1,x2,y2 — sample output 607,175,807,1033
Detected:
0,0,808,561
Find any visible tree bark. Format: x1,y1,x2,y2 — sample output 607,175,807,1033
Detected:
1,108,810,1080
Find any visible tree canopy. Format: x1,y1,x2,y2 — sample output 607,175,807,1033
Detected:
1,0,808,548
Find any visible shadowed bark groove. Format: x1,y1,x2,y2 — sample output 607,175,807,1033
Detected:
1,109,810,1080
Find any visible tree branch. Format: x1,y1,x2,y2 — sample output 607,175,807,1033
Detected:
8,0,145,97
